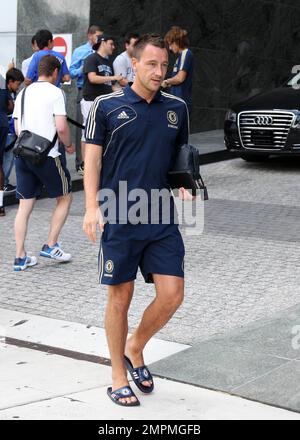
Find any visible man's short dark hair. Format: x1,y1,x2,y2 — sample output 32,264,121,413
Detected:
87,25,102,35
132,34,166,59
35,29,53,50
38,55,61,77
6,68,24,84
125,32,140,45
31,34,36,45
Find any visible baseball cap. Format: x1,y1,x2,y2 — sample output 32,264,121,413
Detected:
93,34,115,50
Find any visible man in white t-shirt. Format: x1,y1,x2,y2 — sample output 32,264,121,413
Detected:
13,55,75,271
113,33,139,87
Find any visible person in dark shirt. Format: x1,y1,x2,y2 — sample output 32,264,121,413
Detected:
70,25,102,175
162,26,194,114
81,34,122,144
3,68,24,194
83,34,191,407
0,89,13,216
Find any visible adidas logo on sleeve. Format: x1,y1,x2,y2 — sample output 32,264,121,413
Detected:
117,111,129,119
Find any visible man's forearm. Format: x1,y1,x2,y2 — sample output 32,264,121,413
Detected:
57,126,71,146
84,144,102,210
88,75,116,85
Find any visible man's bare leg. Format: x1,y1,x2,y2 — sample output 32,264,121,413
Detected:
14,198,36,257
47,193,72,247
105,281,137,404
125,274,184,387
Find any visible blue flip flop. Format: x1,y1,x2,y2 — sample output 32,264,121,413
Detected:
124,355,154,394
107,385,140,406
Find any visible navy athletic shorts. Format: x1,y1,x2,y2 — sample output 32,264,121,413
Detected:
0,127,9,165
15,155,71,199
98,223,185,285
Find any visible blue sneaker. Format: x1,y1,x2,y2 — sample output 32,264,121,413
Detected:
40,243,71,262
14,255,37,271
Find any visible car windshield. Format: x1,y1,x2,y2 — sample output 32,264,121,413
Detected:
286,72,300,88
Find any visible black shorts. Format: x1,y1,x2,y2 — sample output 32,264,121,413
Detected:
99,223,185,285
15,155,71,199
0,127,9,166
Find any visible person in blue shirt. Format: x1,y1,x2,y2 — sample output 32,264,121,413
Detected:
162,26,194,113
70,25,102,174
25,29,70,88
83,34,193,407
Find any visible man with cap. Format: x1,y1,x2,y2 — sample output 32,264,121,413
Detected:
70,25,102,175
81,35,122,144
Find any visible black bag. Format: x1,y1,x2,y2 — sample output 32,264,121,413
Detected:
13,87,58,166
168,143,208,200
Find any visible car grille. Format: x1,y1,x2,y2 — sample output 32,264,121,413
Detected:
238,111,295,150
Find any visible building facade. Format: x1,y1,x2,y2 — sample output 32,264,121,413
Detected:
1,0,300,132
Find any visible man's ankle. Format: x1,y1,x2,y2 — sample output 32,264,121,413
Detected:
16,254,26,259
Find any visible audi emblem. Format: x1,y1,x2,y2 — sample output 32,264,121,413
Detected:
254,115,273,125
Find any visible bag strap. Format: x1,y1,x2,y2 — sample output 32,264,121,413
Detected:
67,116,84,130
20,87,27,127
50,132,58,148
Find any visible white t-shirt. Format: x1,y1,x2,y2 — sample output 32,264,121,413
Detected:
22,54,34,77
13,81,66,158
113,51,135,83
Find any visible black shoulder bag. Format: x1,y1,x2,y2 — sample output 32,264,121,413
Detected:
13,87,58,166
168,143,208,200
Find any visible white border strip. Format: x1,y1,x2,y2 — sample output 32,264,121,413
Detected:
0,308,190,364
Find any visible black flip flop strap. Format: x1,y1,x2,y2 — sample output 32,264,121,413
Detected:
111,386,135,399
134,366,153,383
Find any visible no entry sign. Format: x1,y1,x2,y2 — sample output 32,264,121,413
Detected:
53,36,67,57
53,34,72,69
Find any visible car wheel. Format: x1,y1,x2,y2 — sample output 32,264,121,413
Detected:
240,154,269,162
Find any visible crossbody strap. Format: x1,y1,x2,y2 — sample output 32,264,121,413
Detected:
20,86,27,127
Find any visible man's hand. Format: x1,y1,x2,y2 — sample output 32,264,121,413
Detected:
178,187,197,201
114,74,123,82
65,144,75,154
7,58,15,70
83,207,105,243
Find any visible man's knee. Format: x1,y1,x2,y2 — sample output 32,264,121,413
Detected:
56,192,72,205
156,279,184,311
166,287,184,310
17,198,36,215
107,283,134,313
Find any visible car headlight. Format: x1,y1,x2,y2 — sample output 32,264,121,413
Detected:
292,115,300,128
225,110,237,123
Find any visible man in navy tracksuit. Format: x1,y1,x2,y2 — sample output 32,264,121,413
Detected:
83,34,191,406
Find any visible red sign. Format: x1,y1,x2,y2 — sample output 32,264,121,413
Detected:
53,36,68,57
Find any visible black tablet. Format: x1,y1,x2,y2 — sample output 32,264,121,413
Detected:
168,170,199,195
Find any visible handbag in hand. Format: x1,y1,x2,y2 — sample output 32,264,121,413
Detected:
13,87,58,166
168,143,208,200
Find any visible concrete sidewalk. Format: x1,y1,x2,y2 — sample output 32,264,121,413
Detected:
0,309,299,420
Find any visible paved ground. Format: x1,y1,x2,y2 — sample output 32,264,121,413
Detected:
3,150,300,415
1,310,299,420
2,155,300,348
